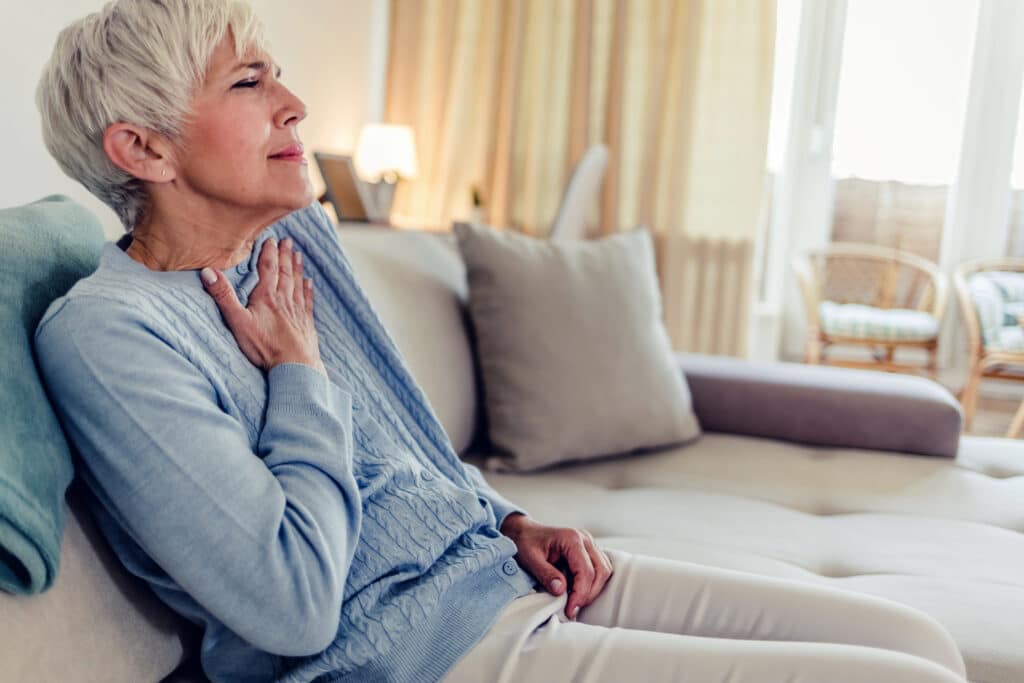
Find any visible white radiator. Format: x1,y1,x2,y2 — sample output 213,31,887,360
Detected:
654,233,754,357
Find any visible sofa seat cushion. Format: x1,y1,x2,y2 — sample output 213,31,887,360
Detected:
819,301,939,341
472,434,1024,683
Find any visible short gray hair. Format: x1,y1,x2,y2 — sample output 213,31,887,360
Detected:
36,0,267,231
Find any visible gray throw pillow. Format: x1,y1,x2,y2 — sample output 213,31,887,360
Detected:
454,221,701,471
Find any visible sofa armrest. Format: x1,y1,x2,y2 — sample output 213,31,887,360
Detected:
677,353,963,458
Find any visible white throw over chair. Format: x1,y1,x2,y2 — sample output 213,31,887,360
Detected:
549,144,608,240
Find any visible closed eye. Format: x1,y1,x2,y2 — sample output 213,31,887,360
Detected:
233,79,260,89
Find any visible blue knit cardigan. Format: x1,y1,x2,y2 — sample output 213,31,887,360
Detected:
34,202,534,682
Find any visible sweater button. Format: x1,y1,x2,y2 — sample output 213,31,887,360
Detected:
502,560,518,576
420,469,435,481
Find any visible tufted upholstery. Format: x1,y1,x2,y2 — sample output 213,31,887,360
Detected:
339,226,1024,683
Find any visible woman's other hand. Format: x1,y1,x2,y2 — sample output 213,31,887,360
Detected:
500,514,613,620
201,237,326,375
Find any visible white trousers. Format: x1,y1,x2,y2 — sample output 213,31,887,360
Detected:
445,551,967,683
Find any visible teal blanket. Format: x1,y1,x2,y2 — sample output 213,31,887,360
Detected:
0,195,104,594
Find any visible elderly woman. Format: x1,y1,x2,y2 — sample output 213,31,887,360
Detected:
33,2,968,682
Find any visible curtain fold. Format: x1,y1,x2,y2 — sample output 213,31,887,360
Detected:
384,0,776,355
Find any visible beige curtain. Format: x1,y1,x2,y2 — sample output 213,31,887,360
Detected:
385,0,776,355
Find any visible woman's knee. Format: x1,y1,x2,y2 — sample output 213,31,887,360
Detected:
803,645,967,683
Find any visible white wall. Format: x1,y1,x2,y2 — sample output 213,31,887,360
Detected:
0,0,389,239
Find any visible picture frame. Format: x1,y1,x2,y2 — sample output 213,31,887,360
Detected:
313,152,377,222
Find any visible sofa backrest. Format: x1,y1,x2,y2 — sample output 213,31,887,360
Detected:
336,226,482,454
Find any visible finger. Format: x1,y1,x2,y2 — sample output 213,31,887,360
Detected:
277,237,295,300
303,278,314,314
200,268,247,330
517,545,568,596
293,251,305,308
561,533,596,619
582,538,613,607
257,238,279,293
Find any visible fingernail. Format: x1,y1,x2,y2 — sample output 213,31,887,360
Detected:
295,251,302,263
282,237,293,249
200,267,217,286
572,606,580,620
550,579,563,593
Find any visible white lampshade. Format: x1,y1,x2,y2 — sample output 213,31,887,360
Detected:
354,124,418,182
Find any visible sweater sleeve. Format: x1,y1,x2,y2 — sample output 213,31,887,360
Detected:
34,298,361,657
460,462,525,529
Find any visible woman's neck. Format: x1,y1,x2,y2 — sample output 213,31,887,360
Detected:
124,211,261,272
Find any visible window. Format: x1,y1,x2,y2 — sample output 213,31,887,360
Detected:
828,0,978,262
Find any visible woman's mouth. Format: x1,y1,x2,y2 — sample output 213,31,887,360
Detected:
268,144,307,163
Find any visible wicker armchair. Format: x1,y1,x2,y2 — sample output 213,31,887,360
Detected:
954,258,1024,436
792,243,948,376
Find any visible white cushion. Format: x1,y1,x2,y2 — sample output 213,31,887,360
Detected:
980,271,1024,304
819,301,939,341
992,326,1024,352
967,272,1024,351
0,488,193,681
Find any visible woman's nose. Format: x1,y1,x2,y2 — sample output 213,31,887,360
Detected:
275,86,307,128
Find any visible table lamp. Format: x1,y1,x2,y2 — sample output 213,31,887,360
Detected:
353,124,418,223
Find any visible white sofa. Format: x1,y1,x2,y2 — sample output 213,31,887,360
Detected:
2,226,1022,683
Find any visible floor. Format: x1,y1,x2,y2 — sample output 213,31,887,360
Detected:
960,392,1022,438
936,367,1023,438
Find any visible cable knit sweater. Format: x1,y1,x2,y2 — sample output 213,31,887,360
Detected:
34,202,534,682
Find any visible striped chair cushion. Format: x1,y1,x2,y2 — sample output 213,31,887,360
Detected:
819,302,939,342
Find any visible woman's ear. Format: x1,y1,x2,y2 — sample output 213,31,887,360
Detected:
102,123,176,182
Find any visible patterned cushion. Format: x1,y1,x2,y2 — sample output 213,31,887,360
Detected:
967,274,1006,347
984,271,1024,303
994,326,1024,352
818,302,939,342
1003,302,1024,327
966,272,1024,350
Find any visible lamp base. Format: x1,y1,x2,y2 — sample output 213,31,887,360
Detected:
365,180,397,224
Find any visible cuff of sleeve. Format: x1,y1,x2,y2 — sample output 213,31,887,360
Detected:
267,363,350,418
483,492,526,531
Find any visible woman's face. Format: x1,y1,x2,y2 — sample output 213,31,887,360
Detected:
171,34,313,221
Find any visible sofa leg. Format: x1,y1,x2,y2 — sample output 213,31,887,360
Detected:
961,364,983,430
